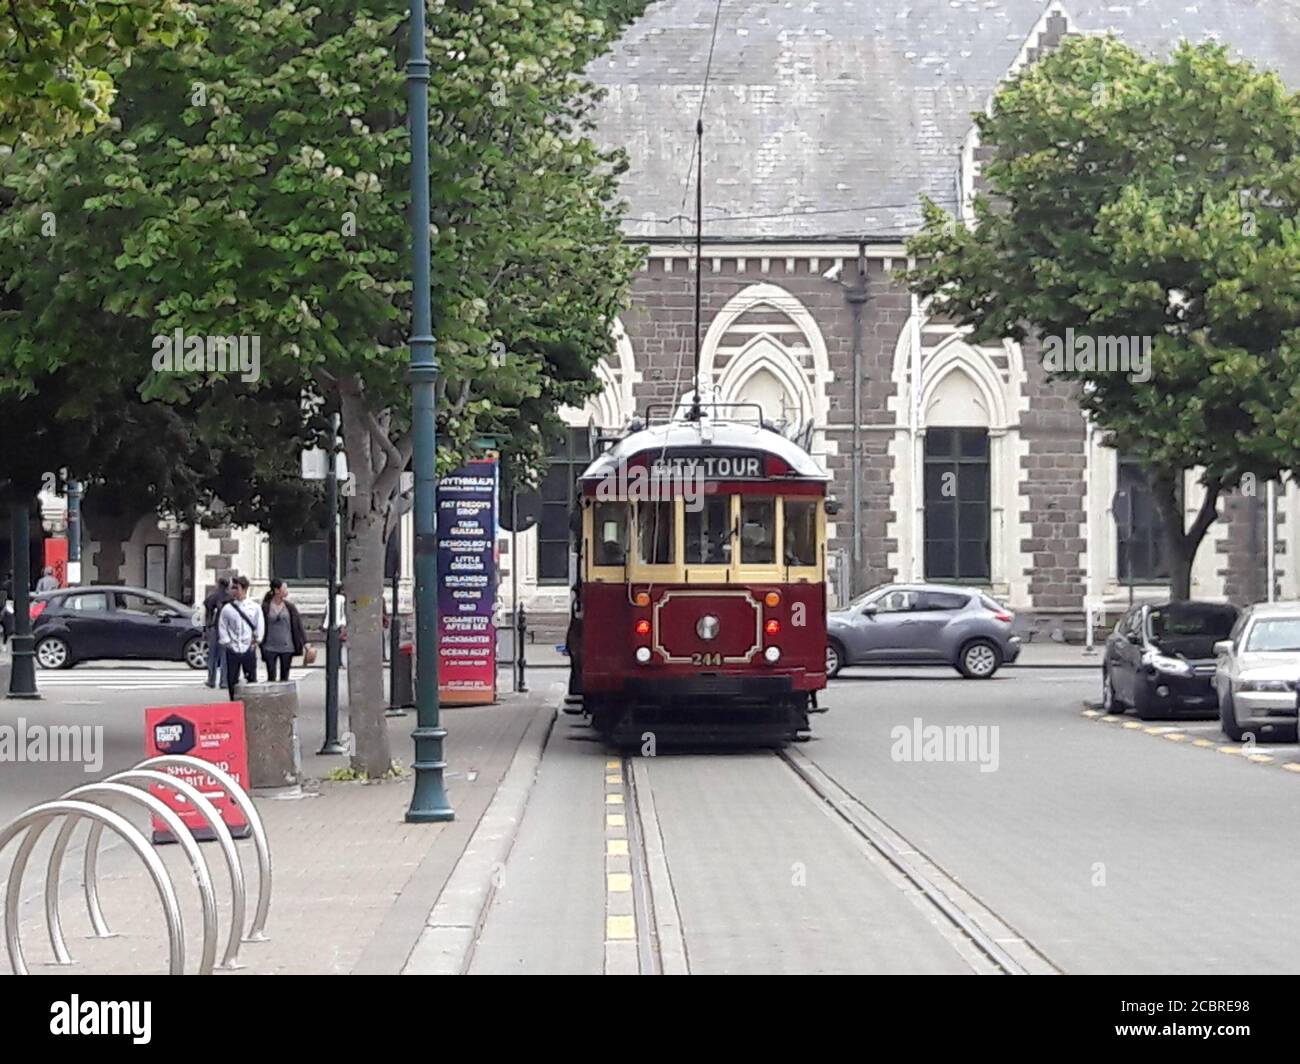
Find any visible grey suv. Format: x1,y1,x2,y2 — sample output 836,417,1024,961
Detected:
1213,602,1300,742
826,583,1021,679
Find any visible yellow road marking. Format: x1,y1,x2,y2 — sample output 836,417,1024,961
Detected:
1082,710,1100,718
607,873,632,893
1282,763,1300,773
605,793,624,805
1163,733,1187,742
605,773,622,785
1123,721,1143,729
1218,746,1242,755
1143,726,1165,734
1100,715,1120,723
606,813,625,828
1248,754,1275,764
1192,739,1215,747
606,915,635,941
606,759,621,771
607,839,629,857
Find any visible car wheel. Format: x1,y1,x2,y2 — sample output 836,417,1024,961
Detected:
825,640,844,679
35,636,71,670
183,636,208,670
957,639,1001,679
1219,688,1247,742
1102,669,1125,714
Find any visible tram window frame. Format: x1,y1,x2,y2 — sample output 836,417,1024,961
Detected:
738,497,776,566
684,495,734,566
636,500,676,566
592,501,629,567
782,498,819,568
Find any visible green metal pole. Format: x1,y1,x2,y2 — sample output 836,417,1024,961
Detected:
405,0,453,822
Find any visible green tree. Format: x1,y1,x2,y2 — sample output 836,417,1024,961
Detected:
0,0,189,146
0,0,647,774
907,37,1300,599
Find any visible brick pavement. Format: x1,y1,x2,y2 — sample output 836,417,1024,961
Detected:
1,679,557,976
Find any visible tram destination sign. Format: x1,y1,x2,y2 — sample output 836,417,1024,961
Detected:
643,449,771,480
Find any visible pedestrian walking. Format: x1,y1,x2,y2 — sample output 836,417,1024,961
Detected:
0,571,11,646
34,566,59,593
218,575,263,701
203,576,231,689
260,578,307,681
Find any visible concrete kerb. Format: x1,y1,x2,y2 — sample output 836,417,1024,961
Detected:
401,699,558,975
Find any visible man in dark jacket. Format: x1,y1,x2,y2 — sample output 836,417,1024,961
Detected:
203,577,231,688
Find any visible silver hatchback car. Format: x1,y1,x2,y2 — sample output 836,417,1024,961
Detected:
826,583,1021,679
1214,602,1300,742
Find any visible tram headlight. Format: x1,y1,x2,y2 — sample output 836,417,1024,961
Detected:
635,646,652,664
763,646,781,664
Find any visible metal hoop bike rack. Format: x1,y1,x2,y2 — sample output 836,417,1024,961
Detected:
1,754,272,975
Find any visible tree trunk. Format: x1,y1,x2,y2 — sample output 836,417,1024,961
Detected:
1150,471,1220,602
339,388,394,777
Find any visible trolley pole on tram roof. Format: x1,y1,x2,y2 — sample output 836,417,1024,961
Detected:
405,0,453,823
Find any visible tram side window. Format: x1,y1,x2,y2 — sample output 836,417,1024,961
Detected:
739,498,776,565
637,501,675,565
783,499,818,567
593,502,628,566
685,496,733,564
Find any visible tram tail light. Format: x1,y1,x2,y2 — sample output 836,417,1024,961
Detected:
633,591,650,607
764,591,781,608
765,619,780,636
634,619,651,636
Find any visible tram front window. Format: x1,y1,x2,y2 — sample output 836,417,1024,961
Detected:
685,496,733,564
739,498,776,565
593,501,628,566
783,498,818,566
637,500,675,565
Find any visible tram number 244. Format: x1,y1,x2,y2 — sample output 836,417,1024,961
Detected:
691,652,724,666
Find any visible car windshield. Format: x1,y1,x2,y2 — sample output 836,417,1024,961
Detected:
848,584,891,609
1244,618,1300,653
1149,605,1236,641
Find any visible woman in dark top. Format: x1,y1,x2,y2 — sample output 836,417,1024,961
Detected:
261,578,307,681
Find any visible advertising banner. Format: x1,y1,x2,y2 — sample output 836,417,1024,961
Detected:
437,456,498,705
144,702,251,842
43,537,68,588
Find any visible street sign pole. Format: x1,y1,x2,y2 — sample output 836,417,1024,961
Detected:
320,412,345,756
406,0,453,822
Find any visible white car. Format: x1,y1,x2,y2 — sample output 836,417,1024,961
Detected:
1213,602,1300,742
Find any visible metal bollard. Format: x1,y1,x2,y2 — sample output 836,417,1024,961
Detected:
2,800,185,976
516,603,528,693
136,754,272,942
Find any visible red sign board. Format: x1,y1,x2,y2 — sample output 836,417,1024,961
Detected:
43,537,68,587
144,702,251,842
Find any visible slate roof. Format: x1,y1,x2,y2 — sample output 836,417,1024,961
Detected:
590,0,1300,241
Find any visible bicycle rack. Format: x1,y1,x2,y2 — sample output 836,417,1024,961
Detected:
1,753,273,975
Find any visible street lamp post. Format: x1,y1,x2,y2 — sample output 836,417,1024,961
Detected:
405,0,453,822
7,504,39,699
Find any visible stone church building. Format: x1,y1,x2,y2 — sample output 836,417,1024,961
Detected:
505,0,1300,633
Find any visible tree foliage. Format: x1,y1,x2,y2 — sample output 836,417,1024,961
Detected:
0,0,190,146
0,0,648,772
907,36,1300,598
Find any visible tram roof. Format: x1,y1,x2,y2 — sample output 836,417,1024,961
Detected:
580,418,829,481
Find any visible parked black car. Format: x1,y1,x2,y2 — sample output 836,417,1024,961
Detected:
32,586,207,670
1101,600,1240,719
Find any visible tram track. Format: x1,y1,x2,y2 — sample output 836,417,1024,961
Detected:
611,731,1058,976
777,746,1061,975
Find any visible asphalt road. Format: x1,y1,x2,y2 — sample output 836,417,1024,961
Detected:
808,665,1300,973
9,659,1300,973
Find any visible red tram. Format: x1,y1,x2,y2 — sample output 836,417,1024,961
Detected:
569,405,830,744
